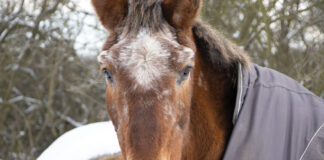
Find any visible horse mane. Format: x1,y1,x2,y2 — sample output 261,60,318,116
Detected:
192,21,251,70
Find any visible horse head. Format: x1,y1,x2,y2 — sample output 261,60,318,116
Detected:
92,0,201,159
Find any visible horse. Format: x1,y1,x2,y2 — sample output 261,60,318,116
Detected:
91,0,248,159
91,0,324,160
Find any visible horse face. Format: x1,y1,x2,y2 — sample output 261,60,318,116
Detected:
92,0,201,159
98,28,194,159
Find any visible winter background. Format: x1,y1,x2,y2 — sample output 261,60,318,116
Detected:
0,0,323,159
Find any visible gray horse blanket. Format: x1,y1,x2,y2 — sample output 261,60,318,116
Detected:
223,64,324,160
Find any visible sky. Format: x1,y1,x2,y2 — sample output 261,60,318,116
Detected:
74,0,107,57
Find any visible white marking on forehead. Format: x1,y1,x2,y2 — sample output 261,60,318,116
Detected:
119,30,171,89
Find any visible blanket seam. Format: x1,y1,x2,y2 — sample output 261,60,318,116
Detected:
298,123,324,160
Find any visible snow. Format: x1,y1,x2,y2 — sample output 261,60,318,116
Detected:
37,121,121,160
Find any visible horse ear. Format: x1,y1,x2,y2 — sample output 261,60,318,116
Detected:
91,0,128,31
162,0,202,30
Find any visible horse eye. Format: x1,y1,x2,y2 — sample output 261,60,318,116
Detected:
177,66,192,84
182,66,191,76
103,68,114,83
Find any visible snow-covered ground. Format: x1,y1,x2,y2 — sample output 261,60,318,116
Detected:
37,121,121,160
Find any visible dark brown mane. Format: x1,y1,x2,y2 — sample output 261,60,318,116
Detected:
193,21,250,70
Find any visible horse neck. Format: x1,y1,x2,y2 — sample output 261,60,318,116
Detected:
183,51,237,160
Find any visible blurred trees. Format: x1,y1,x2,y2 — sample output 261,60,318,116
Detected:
0,0,323,159
0,0,107,159
201,0,324,97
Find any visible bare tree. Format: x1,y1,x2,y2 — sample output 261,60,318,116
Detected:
202,0,324,97
0,0,108,159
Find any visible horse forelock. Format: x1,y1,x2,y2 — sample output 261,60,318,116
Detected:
122,0,166,36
